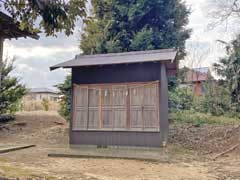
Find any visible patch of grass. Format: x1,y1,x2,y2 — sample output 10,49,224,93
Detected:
171,110,240,125
166,144,202,162
168,144,193,155
0,165,57,180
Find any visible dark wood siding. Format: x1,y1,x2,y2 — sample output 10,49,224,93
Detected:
70,131,162,147
72,62,161,84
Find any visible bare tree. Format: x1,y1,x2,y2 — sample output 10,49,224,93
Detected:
181,43,211,70
207,0,240,29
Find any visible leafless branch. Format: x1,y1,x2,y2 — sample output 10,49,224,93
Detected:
206,0,240,30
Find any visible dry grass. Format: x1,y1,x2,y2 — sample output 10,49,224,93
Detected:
21,100,60,111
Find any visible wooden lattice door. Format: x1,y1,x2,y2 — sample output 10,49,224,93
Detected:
72,82,159,131
129,83,159,131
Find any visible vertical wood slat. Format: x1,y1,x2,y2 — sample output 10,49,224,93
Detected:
86,86,89,129
126,85,130,129
142,86,145,130
111,85,114,130
98,89,102,129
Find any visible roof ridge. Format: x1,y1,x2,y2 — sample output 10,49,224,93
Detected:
75,48,176,60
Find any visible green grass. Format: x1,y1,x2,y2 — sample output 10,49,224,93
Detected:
171,110,240,126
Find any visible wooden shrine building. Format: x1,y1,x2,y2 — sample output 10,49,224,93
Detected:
50,49,178,147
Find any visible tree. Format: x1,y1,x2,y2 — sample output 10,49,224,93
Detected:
1,0,87,36
200,80,232,116
57,75,71,121
59,0,191,120
214,34,240,112
0,1,87,112
207,0,240,28
0,58,26,115
80,0,191,58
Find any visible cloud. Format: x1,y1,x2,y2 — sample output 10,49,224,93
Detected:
3,1,240,88
3,32,77,89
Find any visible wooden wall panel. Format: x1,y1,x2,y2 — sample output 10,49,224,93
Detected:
130,110,143,130
102,109,113,128
88,109,98,129
72,86,88,130
112,110,126,130
75,87,88,107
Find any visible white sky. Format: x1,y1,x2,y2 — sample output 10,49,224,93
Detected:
3,0,240,89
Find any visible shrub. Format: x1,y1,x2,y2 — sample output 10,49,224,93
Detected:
41,98,49,111
0,59,26,115
57,75,71,121
171,110,240,125
169,87,194,112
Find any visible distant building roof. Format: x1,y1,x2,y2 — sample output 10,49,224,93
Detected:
193,67,209,74
28,88,59,94
0,11,39,39
50,49,177,71
184,67,211,83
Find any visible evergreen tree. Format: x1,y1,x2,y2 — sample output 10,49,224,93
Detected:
57,75,72,121
0,59,26,114
59,0,191,120
80,0,191,58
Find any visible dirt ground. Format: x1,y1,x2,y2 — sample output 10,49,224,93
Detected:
0,111,240,180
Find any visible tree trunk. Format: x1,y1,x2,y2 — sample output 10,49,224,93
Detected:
0,37,3,88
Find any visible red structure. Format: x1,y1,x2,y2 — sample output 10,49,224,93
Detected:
182,67,212,95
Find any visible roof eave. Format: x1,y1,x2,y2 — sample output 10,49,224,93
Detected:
0,11,40,40
50,59,175,71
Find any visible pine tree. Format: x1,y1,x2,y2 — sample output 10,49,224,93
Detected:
0,59,26,115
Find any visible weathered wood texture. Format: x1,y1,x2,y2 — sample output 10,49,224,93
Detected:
72,82,159,132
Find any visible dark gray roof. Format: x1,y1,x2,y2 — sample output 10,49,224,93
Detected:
50,49,177,71
28,88,59,94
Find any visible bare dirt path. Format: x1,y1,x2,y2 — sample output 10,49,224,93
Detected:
0,111,239,180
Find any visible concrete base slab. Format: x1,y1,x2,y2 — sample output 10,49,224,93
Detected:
48,146,169,162
0,144,35,153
